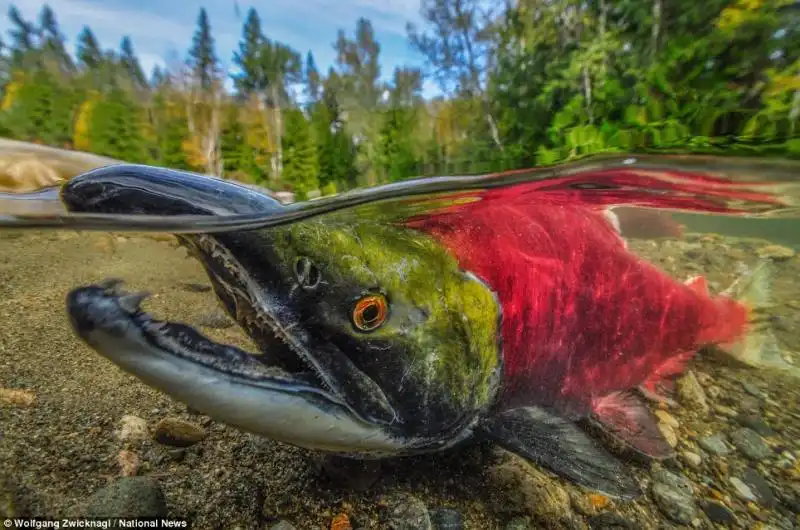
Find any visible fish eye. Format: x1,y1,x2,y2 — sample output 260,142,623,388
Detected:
294,256,321,289
351,294,388,332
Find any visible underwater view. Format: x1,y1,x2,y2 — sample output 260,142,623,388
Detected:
1,1,799,529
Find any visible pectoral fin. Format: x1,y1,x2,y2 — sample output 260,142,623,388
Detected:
479,405,641,499
590,391,675,460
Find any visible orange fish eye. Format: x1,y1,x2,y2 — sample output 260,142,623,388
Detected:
351,294,388,332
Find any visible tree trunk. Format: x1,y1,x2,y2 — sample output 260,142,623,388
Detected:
651,0,662,64
271,84,284,182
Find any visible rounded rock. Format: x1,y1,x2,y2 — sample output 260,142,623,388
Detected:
153,417,206,447
651,483,697,525
84,477,167,518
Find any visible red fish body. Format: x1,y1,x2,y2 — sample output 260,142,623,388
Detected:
407,197,756,457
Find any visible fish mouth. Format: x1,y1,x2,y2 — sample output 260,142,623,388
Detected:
65,279,405,455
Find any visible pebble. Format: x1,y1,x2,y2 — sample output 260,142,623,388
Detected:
116,415,150,445
269,522,296,530
700,500,736,524
676,371,709,414
729,428,772,461
195,309,233,329
505,517,532,530
714,405,737,418
652,483,697,524
382,494,432,530
652,468,693,496
84,477,167,518
655,410,679,428
741,469,776,508
757,244,795,261
152,417,206,447
698,434,730,456
736,413,778,437
730,477,757,502
586,513,638,529
429,508,463,530
680,451,702,469
330,513,353,530
0,388,35,407
741,382,764,398
487,456,571,522
117,450,139,477
179,282,212,293
658,422,678,448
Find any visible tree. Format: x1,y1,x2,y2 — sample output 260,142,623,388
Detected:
38,5,74,74
120,36,147,91
281,108,318,199
304,51,321,104
334,18,384,185
187,8,219,91
87,86,147,161
76,27,102,71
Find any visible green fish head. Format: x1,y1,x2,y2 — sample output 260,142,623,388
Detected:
180,215,504,447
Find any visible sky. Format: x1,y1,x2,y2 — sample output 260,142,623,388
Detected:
0,0,441,97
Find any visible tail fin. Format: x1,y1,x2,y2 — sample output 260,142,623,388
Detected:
717,262,800,377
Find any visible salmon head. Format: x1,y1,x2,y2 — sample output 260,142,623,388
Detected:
60,165,504,458
59,165,641,499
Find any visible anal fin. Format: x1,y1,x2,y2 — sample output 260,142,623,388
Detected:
590,391,675,460
478,405,641,499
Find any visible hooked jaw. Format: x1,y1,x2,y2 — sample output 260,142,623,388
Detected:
65,279,406,455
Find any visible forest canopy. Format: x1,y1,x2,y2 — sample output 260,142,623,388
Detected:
0,1,797,199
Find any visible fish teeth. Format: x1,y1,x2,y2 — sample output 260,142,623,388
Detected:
118,292,150,314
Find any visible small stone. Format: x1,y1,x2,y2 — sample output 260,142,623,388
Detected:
116,415,149,445
729,428,772,461
736,413,777,437
269,522,296,530
569,491,596,516
117,450,139,477
741,469,776,508
676,371,709,414
383,494,432,530
741,382,763,397
0,388,35,407
658,423,678,448
730,477,756,502
330,512,353,530
152,417,206,447
195,309,233,329
700,500,736,524
698,434,730,456
84,477,167,518
680,451,702,469
487,455,571,521
429,508,463,530
706,386,723,400
714,405,737,418
652,468,693,496
504,517,532,530
740,396,762,412
586,513,638,529
655,410,679,428
652,483,697,524
757,244,795,261
180,282,212,293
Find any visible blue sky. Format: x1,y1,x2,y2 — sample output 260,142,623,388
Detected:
1,0,440,97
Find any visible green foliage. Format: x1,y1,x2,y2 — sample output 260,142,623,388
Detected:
0,0,797,199
86,86,146,162
281,108,319,199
